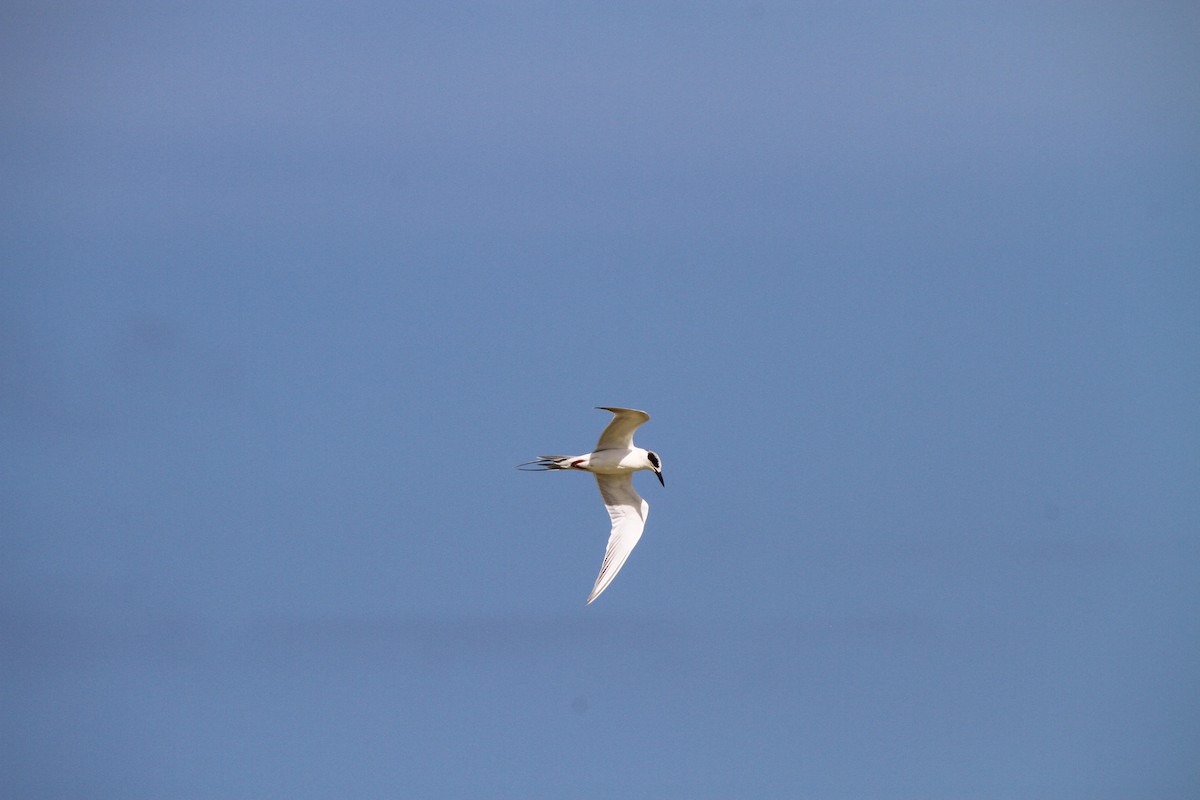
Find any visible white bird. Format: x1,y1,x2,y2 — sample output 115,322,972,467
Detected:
518,407,665,604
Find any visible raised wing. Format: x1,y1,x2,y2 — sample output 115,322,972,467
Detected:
587,473,649,604
594,407,651,450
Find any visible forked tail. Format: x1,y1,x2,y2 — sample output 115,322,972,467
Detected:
516,455,576,471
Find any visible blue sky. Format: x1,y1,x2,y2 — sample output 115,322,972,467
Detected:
3,3,1198,797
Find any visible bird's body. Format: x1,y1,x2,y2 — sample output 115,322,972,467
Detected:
531,447,656,475
518,407,664,604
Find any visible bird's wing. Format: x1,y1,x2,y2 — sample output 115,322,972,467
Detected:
594,407,651,450
587,473,649,604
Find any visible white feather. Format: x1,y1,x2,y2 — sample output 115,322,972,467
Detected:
594,407,651,450
587,473,648,604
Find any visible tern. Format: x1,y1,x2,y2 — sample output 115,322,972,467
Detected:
518,407,665,604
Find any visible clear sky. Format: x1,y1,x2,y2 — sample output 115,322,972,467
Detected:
3,3,1198,797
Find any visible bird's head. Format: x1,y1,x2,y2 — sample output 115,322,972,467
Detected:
646,451,665,487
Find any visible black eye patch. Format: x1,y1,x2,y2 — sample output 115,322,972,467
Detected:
647,452,661,468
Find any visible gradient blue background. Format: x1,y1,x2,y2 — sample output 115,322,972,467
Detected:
3,3,1198,797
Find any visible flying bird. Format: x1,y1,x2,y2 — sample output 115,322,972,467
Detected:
518,407,665,604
